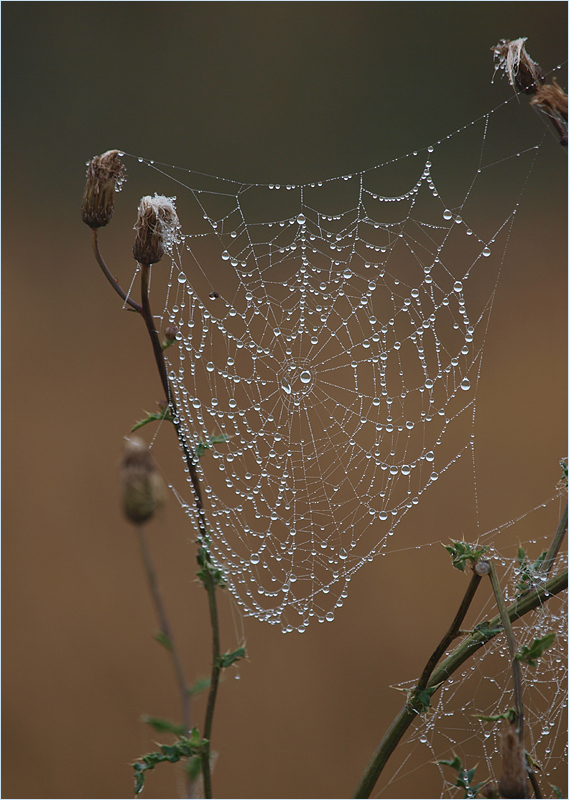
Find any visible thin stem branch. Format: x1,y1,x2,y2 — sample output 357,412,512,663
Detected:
200,552,222,800
486,561,525,740
352,568,567,799
416,570,482,692
136,525,191,734
91,229,142,312
541,502,567,577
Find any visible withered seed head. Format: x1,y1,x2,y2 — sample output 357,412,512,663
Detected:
491,38,544,95
121,437,165,524
133,194,181,265
531,77,568,145
498,724,530,799
81,150,126,228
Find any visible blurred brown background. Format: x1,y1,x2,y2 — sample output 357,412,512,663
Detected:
2,3,567,799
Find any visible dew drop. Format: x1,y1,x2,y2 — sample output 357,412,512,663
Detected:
460,378,471,391
443,209,453,220
401,465,411,475
206,362,215,372
425,451,435,462
300,370,312,384
482,246,491,257
221,250,230,261
177,273,187,284
297,213,306,225
250,554,260,565
453,281,463,292
326,612,335,622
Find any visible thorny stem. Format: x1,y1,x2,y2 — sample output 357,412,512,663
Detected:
136,525,191,734
541,502,567,577
92,235,222,797
200,553,222,800
486,561,525,741
416,570,482,692
352,567,567,799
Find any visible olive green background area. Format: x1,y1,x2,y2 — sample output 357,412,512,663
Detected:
2,3,567,799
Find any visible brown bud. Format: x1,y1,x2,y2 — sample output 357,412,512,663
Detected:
491,38,544,95
498,724,530,799
164,325,179,343
81,150,126,228
133,194,181,265
530,77,568,146
121,437,165,524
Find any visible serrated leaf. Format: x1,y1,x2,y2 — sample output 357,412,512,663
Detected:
217,647,246,669
476,707,516,723
515,632,556,667
132,408,174,432
194,434,229,459
443,541,488,572
132,730,204,795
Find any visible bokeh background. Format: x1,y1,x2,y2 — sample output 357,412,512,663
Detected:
2,3,567,799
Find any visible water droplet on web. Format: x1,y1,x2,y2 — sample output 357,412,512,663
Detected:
206,362,215,372
177,273,187,284
221,250,230,261
300,370,312,384
297,213,306,225
281,377,292,394
443,209,453,221
343,269,352,279
250,554,260,565
482,246,491,257
326,612,335,622
401,465,411,475
460,378,471,391
425,451,435,462
453,281,463,292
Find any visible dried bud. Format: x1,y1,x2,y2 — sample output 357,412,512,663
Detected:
498,724,530,799
121,437,165,524
479,782,500,799
492,38,544,95
164,325,179,343
530,77,568,146
81,150,126,228
133,194,181,265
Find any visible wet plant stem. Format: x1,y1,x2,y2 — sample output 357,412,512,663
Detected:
542,502,567,577
486,561,525,741
352,567,567,799
92,232,223,797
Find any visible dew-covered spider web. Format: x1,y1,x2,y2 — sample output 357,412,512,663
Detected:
115,82,567,796
121,98,562,636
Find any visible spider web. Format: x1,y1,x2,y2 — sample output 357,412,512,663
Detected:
121,99,555,634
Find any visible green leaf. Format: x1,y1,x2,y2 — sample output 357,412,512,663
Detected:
154,631,173,651
560,458,568,487
196,545,227,589
141,715,185,737
515,632,556,667
217,647,246,669
438,756,484,798
132,730,204,795
515,547,548,594
443,541,489,572
476,707,517,723
185,754,202,782
194,434,229,459
187,677,210,696
132,408,174,432
551,784,563,798
472,620,503,640
410,685,438,713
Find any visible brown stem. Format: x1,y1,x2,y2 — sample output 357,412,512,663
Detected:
91,229,142,313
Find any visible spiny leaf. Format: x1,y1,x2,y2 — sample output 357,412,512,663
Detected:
476,707,516,723
473,620,503,640
217,647,246,669
438,756,484,798
516,546,548,594
410,685,438,713
141,715,185,737
132,408,174,432
194,434,229,459
515,632,556,667
443,541,488,572
132,730,205,795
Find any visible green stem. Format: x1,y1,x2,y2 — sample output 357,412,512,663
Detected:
200,552,222,799
352,569,567,799
136,525,191,733
486,561,525,740
541,502,567,577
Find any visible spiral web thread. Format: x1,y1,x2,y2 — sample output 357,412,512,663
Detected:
123,101,550,635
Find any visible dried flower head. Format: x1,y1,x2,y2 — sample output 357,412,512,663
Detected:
491,38,544,95
121,437,165,524
81,149,126,228
498,724,530,799
530,77,568,146
133,194,181,265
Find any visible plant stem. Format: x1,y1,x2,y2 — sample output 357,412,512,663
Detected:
352,568,567,799
200,552,222,799
486,561,525,740
91,229,142,312
541,502,567,577
137,260,222,798
136,525,191,733
416,570,482,692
